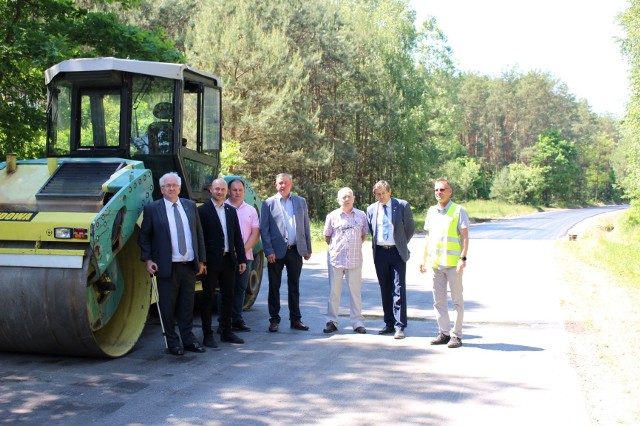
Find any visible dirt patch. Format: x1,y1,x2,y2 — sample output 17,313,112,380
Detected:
557,211,640,425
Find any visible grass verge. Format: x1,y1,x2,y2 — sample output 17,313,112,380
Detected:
563,208,640,287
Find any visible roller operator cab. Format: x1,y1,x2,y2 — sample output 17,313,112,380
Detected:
0,58,263,357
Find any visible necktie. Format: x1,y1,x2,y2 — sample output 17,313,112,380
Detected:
173,203,187,255
383,204,390,240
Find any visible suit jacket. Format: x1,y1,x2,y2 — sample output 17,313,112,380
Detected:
367,197,415,262
260,193,312,259
138,197,206,278
197,201,247,268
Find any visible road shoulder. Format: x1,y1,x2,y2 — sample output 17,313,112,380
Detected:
558,211,640,424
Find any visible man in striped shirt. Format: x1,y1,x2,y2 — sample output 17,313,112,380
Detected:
323,187,369,334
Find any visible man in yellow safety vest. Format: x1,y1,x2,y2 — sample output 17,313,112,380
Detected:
419,178,469,348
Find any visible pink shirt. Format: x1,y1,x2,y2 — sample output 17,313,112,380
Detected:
225,200,259,260
324,208,368,269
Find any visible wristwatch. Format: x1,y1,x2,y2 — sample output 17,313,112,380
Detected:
461,256,467,261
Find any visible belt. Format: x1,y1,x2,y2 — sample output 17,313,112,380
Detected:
377,245,396,250
287,244,297,250
173,260,193,265
222,252,229,256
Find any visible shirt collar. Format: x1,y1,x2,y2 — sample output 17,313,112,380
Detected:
437,200,452,213
211,199,225,209
276,193,292,202
164,198,180,207
225,199,245,209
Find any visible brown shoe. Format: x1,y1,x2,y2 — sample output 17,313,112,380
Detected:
447,337,462,348
323,322,338,333
268,322,279,332
291,321,309,331
430,333,451,345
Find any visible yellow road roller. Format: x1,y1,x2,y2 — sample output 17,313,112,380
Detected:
0,58,263,357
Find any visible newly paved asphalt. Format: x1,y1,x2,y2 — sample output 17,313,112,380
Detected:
1,206,624,425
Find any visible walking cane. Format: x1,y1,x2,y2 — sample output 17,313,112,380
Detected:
150,274,169,350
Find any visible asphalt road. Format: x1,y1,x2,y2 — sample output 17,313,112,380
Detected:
0,205,627,425
470,204,629,240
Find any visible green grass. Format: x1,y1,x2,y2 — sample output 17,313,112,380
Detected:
310,219,327,251
464,199,540,221
564,211,640,287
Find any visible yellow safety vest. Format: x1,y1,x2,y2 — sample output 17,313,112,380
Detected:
430,202,462,268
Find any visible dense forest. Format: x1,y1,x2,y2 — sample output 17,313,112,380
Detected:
1,0,637,219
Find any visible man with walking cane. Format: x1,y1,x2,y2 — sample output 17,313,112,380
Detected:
150,274,168,350
138,172,207,356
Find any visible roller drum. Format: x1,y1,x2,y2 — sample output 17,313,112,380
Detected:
0,229,150,357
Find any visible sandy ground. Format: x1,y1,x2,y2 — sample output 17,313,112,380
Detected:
559,211,640,425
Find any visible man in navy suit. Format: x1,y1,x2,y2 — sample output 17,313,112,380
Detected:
138,172,207,356
198,178,247,347
367,180,415,339
260,173,312,332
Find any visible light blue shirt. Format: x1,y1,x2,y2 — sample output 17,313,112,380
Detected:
278,194,297,245
376,201,395,245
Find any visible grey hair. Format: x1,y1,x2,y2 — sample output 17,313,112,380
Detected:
159,172,181,187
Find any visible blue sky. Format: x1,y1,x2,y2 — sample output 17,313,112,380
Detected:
410,0,629,115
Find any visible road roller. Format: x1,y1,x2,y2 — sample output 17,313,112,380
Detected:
0,58,263,357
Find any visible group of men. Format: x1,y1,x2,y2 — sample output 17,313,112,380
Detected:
137,172,468,356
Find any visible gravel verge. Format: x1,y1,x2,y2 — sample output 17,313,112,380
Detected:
559,211,640,425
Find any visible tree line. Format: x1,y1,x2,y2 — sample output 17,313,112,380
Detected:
1,0,632,219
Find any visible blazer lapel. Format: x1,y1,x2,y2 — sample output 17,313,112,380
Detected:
157,199,170,237
391,198,399,225
224,205,233,234
292,195,302,238
372,202,379,238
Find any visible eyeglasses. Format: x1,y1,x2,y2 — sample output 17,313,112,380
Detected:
162,184,180,189
434,188,447,192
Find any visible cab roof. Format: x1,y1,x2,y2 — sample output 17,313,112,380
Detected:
44,57,220,86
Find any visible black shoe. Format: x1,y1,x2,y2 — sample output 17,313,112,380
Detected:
447,337,462,348
378,326,395,335
354,326,367,334
231,320,251,332
221,331,245,344
184,342,206,353
430,333,451,345
166,346,184,356
268,322,279,332
323,322,338,333
291,321,310,331
203,335,219,349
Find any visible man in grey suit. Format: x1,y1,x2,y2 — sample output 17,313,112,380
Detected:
260,173,312,332
367,180,415,339
138,172,207,356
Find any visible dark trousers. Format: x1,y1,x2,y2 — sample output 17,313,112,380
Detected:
201,255,235,336
232,260,253,322
267,246,303,323
374,246,407,329
157,262,197,347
